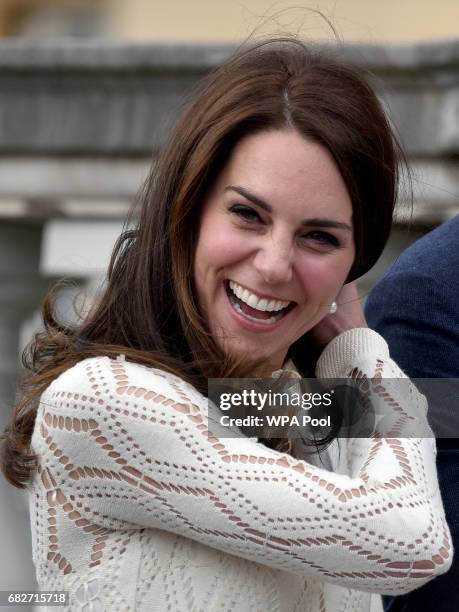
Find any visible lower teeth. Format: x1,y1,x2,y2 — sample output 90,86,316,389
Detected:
229,291,285,324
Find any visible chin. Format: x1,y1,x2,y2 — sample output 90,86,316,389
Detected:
223,337,282,366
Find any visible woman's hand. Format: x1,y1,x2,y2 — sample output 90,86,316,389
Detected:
309,282,368,351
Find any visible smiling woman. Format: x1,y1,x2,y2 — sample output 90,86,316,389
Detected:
0,38,453,612
194,131,355,373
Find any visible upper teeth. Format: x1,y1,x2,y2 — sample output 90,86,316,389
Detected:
229,281,291,312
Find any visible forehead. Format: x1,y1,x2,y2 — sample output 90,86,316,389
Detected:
219,129,353,220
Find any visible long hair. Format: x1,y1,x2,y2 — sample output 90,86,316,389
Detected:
1,37,404,488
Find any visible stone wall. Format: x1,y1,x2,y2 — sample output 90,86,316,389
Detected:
0,39,458,221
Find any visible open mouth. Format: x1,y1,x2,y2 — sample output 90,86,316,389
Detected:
224,280,295,325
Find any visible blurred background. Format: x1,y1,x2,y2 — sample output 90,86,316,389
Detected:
1,1,459,609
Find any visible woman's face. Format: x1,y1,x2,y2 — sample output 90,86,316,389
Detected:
193,129,355,372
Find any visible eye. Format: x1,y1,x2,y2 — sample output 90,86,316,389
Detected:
229,204,262,223
302,231,340,247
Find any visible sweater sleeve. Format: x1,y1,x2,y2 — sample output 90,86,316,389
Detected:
32,332,453,596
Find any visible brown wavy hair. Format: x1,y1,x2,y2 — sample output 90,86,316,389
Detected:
1,37,405,488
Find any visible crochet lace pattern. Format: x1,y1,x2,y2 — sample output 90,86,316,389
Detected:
28,329,453,611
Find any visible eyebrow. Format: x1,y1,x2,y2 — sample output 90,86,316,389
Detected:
225,185,353,232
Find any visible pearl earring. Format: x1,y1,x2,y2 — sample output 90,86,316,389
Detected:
329,301,337,314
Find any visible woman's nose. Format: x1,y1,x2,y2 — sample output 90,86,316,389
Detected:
253,237,293,285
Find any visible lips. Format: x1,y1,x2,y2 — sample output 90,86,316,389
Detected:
229,279,292,308
224,280,295,328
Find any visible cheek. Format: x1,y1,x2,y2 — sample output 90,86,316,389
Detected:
297,255,354,295
196,225,251,276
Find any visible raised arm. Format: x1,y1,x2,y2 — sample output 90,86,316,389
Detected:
31,330,452,596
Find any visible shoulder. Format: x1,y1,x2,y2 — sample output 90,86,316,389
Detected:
402,215,459,260
367,217,459,309
44,355,203,407
383,216,459,280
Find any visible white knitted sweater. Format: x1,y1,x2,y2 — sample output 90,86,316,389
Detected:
29,328,453,611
